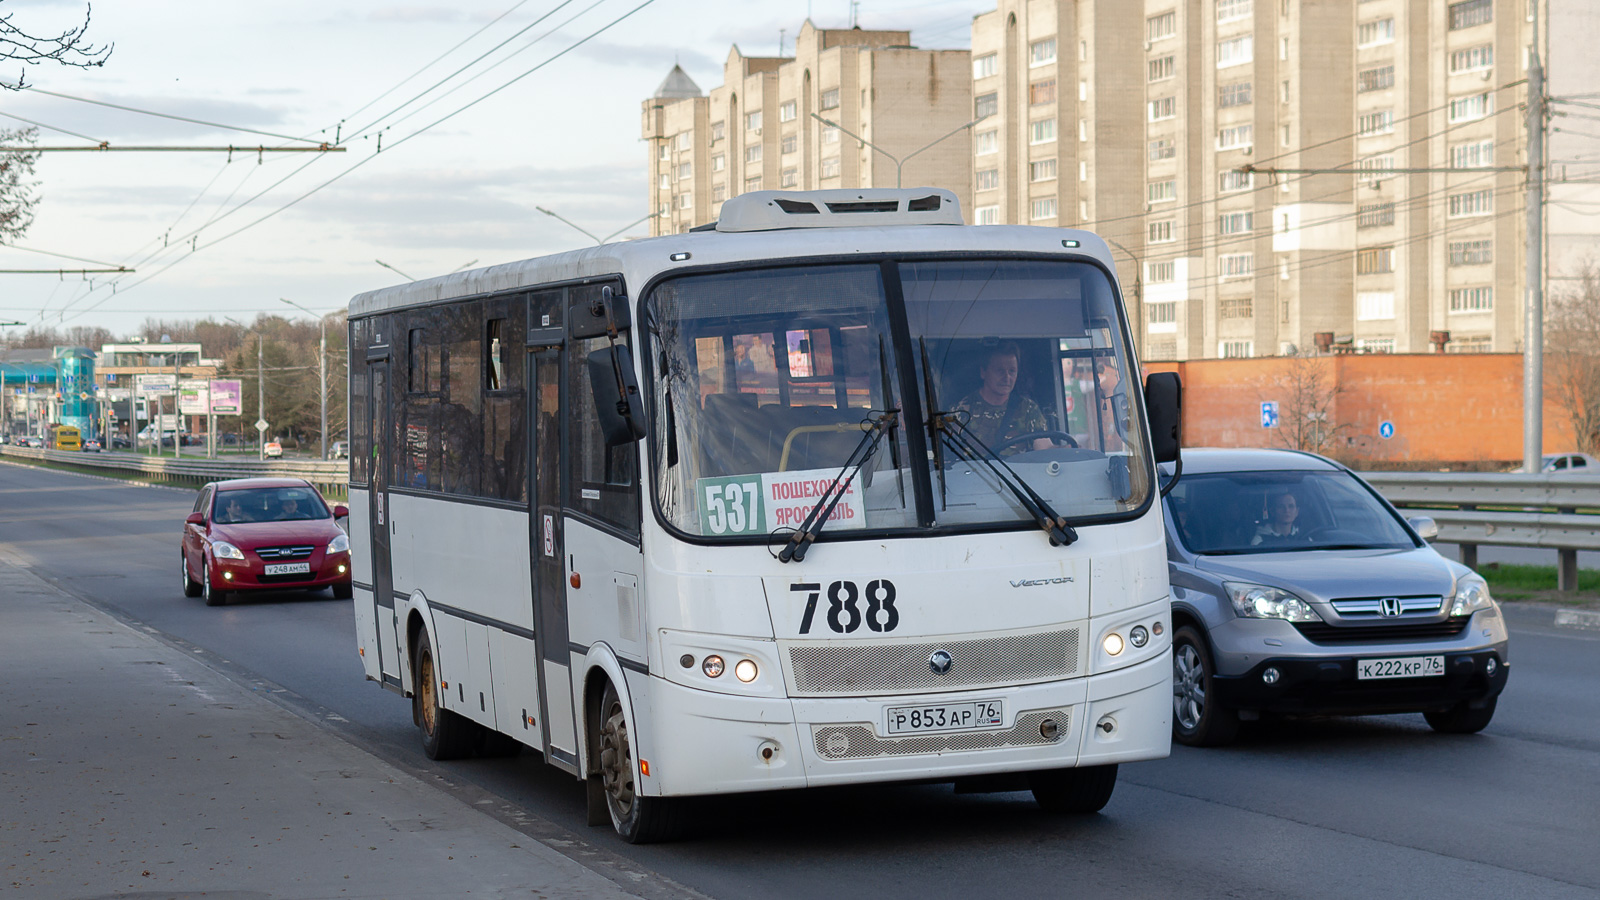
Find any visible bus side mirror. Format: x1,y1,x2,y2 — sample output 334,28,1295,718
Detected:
587,345,648,446
569,285,631,340
1144,372,1182,464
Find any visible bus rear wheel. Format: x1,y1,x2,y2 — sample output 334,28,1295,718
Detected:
1029,764,1118,813
597,681,683,843
413,629,477,760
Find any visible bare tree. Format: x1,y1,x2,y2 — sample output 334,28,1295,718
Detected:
0,126,37,243
1,2,112,88
1254,351,1348,454
1546,263,1600,456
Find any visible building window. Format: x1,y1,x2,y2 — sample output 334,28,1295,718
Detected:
1219,298,1253,319
1216,35,1253,69
1448,92,1494,123
975,92,999,120
974,53,998,79
819,88,840,110
1219,170,1253,192
1358,153,1396,175
1357,65,1395,93
1449,0,1492,30
1449,286,1493,312
711,153,725,172
1356,291,1395,320
658,142,669,160
1218,81,1253,108
1357,17,1395,47
1217,0,1252,22
1030,118,1057,144
1220,253,1253,279
1448,189,1493,217
1149,96,1177,121
1030,79,1057,105
1149,56,1175,82
1218,211,1253,234
1219,340,1254,359
780,167,798,188
746,111,762,131
1148,301,1178,324
779,101,797,123
1148,261,1177,282
658,173,670,190
820,156,841,179
1149,220,1175,243
675,132,692,151
781,134,797,154
975,129,998,155
822,125,839,144
1452,139,1495,168
744,175,763,192
1149,180,1178,203
1148,11,1177,42
1217,124,1253,150
710,121,725,142
1449,240,1492,266
1358,110,1394,136
675,193,692,210
975,205,1000,225
1030,37,1057,66
1447,335,1492,353
1357,338,1395,354
677,161,692,180
1449,45,1493,74
1357,202,1395,228
1030,198,1058,221
1029,159,1058,182
745,144,762,163
712,184,726,202
1356,246,1395,274
1149,138,1176,160
976,168,1001,191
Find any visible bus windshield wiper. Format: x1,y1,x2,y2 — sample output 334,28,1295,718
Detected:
930,411,1077,547
778,409,899,563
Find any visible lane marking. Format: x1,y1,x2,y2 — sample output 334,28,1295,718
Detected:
1553,609,1600,632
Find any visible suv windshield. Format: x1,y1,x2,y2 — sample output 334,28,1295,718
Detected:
1166,470,1418,555
647,258,1149,540
214,486,330,524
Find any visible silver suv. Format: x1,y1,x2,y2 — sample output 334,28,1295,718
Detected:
1162,449,1509,745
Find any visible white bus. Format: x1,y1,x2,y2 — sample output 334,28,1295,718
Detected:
347,189,1182,842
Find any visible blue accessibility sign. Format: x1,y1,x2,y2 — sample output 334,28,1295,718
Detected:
1261,401,1279,429
1379,420,1395,440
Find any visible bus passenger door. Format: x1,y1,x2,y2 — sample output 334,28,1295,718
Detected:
529,342,579,771
366,361,402,686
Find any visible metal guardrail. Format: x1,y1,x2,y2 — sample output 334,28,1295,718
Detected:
0,444,349,499
1363,471,1600,590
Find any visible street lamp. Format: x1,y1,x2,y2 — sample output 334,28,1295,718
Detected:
811,113,991,189
1101,238,1144,356
280,298,335,460
537,207,662,245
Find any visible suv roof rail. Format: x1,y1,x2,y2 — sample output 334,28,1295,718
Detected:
713,188,963,233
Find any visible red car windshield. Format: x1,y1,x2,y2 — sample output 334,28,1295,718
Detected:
214,487,329,524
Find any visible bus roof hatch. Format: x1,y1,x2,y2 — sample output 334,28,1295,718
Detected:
714,188,963,233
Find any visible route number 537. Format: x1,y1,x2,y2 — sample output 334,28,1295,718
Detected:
792,580,899,634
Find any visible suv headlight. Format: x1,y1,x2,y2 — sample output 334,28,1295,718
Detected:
1449,573,1494,617
1225,582,1323,623
212,541,246,561
327,532,350,554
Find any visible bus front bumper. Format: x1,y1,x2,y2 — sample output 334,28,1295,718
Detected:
638,652,1171,798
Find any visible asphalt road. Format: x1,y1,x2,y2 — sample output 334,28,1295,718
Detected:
4,461,1598,899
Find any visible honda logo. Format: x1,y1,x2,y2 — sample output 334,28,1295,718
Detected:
1378,597,1402,617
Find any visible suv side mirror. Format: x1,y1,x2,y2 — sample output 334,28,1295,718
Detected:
1407,516,1439,541
587,344,648,446
1144,372,1182,464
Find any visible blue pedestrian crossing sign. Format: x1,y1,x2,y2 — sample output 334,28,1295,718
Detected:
1261,401,1279,428
1379,420,1395,440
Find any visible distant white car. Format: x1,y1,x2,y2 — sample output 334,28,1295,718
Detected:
263,441,283,459
1541,453,1600,474
330,440,349,459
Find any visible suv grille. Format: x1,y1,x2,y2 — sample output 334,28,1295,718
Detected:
256,545,315,560
1330,595,1445,618
786,628,1080,697
1293,616,1470,644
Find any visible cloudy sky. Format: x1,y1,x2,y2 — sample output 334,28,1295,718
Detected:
0,0,980,335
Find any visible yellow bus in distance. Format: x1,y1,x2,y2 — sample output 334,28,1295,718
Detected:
49,425,81,451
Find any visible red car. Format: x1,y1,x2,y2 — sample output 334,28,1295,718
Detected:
181,477,352,606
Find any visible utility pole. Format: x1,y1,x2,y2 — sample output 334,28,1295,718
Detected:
281,298,329,459
257,332,264,461
1523,5,1546,475
173,349,182,460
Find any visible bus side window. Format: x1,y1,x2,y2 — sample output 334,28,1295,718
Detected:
568,302,640,534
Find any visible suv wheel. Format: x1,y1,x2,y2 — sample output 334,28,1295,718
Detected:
1172,625,1239,747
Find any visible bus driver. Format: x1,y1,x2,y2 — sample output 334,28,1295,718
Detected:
954,342,1053,454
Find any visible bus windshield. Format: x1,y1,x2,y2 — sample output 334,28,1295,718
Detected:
647,257,1150,540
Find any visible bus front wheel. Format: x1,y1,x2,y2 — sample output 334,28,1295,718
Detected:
413,629,477,760
596,681,683,843
1029,764,1118,813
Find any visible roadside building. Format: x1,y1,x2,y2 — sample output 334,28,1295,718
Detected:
644,21,973,234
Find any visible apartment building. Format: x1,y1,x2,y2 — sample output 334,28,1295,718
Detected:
643,21,973,235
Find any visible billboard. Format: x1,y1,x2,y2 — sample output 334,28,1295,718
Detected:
178,383,209,415
209,379,242,415
135,374,176,395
